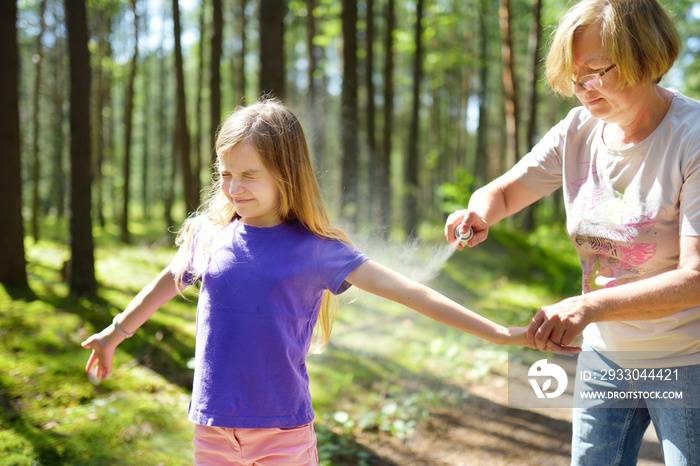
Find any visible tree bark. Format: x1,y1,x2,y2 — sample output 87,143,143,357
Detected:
259,0,286,98
340,0,358,223
474,0,490,187
365,0,378,224
522,0,543,231
158,41,174,229
194,0,206,192
404,0,424,237
526,0,542,152
210,0,223,168
121,0,139,243
306,0,326,176
50,4,67,219
31,0,48,242
379,0,395,238
0,0,29,291
173,0,197,214
499,0,520,168
234,0,248,103
65,0,97,296
92,7,109,227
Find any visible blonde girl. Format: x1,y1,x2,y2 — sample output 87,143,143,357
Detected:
82,98,573,465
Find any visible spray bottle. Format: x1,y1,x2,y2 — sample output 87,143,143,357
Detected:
455,225,474,244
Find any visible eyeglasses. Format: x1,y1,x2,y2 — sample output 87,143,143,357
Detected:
573,64,617,90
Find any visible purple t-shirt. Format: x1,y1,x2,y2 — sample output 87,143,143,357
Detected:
171,219,368,428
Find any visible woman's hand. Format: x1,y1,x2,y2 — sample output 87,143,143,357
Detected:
526,296,593,351
506,326,582,354
444,209,489,250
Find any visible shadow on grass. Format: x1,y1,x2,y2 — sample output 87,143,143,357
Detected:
310,339,575,464
59,292,197,390
0,384,118,465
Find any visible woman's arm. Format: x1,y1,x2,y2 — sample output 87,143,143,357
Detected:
444,174,543,250
346,260,536,347
81,266,183,380
527,236,700,350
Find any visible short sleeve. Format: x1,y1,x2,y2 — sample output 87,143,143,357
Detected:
679,141,700,236
509,117,568,197
513,107,606,200
315,239,369,295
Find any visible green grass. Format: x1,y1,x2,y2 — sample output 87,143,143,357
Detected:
1,221,580,465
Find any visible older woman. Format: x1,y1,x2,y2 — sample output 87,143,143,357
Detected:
445,0,700,463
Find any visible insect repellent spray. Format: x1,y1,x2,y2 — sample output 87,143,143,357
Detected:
455,226,474,244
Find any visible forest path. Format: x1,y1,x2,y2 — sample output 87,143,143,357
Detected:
348,362,665,465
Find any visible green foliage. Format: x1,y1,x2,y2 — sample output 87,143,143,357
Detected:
437,167,475,214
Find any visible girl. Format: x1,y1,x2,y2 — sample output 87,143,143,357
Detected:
82,99,574,465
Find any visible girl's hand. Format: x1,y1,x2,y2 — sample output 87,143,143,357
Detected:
504,326,529,346
81,327,122,380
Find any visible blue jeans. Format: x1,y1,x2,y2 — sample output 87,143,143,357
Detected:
571,344,700,466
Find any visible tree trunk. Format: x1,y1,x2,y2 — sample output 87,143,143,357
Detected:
365,0,378,225
173,0,197,214
522,0,543,231
65,0,96,297
474,0,490,187
158,42,174,229
121,0,139,243
210,0,223,167
340,0,358,223
142,52,151,220
31,0,48,243
0,0,29,292
259,0,285,98
499,0,520,168
379,0,395,238
404,0,424,238
50,4,67,219
306,0,326,176
194,0,206,192
92,7,108,228
141,7,151,221
526,0,542,152
234,0,248,103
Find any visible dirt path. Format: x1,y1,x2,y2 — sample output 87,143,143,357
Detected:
350,365,665,465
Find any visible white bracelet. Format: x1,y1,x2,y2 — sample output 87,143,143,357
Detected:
112,314,135,338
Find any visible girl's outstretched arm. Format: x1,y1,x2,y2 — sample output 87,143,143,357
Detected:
345,260,579,352
81,266,183,380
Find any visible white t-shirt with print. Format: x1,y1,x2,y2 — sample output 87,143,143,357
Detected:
510,91,700,367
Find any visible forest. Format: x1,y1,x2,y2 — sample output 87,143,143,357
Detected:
2,0,700,294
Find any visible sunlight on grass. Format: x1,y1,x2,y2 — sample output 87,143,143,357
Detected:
1,237,195,465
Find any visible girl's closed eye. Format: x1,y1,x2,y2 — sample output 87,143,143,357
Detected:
242,170,261,180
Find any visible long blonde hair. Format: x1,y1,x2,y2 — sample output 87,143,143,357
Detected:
175,98,351,353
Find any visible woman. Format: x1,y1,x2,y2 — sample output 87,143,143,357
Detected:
445,0,700,463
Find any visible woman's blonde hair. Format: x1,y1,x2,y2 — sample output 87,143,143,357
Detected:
545,0,680,96
175,98,352,353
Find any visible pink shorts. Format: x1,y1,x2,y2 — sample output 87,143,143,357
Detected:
193,422,318,466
